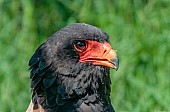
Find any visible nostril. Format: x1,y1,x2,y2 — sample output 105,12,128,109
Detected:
103,49,107,54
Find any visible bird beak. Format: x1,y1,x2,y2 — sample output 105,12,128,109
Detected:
79,41,119,70
110,57,119,71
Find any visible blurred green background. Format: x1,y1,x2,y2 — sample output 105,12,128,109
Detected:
0,0,170,112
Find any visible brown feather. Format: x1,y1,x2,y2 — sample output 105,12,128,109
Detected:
26,101,45,112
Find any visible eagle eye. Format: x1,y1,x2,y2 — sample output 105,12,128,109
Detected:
74,40,87,52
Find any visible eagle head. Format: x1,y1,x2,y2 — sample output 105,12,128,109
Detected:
29,23,119,112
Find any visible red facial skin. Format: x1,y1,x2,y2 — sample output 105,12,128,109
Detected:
75,40,118,69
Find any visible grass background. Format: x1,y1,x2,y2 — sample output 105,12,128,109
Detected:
0,0,170,112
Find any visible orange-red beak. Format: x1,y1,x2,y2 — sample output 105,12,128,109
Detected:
79,40,119,70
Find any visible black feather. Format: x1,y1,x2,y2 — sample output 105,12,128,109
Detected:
43,76,56,89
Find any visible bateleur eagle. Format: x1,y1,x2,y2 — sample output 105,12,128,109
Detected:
27,23,119,112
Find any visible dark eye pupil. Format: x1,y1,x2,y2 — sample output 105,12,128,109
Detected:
74,41,87,52
76,41,86,47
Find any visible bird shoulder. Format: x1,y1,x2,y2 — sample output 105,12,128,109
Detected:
26,100,45,112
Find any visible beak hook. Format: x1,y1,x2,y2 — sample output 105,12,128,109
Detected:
110,57,119,71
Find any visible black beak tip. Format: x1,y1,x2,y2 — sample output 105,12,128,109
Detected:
111,57,119,71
